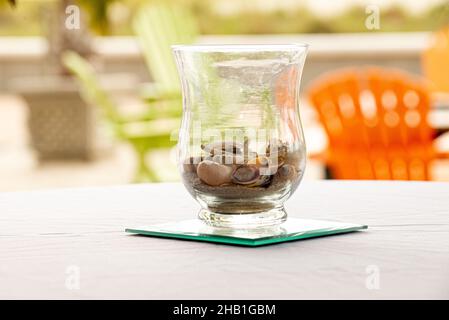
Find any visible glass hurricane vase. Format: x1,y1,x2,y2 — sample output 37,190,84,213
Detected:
173,44,308,228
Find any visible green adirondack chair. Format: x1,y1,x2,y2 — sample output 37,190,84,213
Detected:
133,2,198,105
62,51,179,182
63,3,198,182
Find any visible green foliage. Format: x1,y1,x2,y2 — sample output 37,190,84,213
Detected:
0,0,43,36
0,0,117,35
76,0,117,35
1,0,449,36
193,3,449,34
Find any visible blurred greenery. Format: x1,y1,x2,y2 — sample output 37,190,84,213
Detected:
76,0,117,34
192,2,449,34
0,0,118,35
1,0,449,36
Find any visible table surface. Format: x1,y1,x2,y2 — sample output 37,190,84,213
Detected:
1,181,448,299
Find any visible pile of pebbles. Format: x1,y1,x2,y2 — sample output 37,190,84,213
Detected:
181,140,302,198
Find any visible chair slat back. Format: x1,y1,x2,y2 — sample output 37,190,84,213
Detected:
308,67,434,180
62,51,121,134
422,26,449,92
133,3,198,92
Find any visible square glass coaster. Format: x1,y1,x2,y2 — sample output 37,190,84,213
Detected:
126,218,367,247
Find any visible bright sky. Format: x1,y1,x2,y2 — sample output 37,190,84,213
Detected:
213,0,448,16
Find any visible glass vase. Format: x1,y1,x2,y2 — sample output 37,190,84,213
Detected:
173,44,308,228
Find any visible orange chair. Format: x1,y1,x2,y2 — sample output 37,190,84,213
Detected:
307,67,436,180
422,26,449,93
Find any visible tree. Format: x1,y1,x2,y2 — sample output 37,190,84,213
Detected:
4,0,116,74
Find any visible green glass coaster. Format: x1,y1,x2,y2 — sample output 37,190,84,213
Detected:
126,218,367,247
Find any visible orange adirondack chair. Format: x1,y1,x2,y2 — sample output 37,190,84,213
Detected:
307,67,436,180
422,26,449,93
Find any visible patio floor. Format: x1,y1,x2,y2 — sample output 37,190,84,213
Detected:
0,95,134,191
0,94,326,191
2,94,447,192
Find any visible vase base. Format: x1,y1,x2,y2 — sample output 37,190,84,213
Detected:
199,207,287,229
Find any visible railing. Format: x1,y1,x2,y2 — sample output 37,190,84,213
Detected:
0,32,431,91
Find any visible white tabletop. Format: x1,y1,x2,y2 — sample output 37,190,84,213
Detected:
1,181,448,299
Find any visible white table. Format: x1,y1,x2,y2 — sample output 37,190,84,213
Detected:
1,181,448,299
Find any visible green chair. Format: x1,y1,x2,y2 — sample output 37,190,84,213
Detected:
63,51,179,182
64,3,198,182
132,2,198,106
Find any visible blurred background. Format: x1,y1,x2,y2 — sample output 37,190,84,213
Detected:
1,0,449,191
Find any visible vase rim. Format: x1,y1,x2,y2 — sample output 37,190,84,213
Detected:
171,43,309,52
